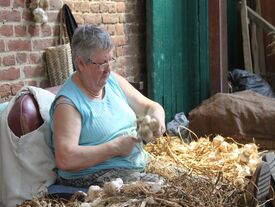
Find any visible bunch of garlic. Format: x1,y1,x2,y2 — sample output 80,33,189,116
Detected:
84,178,123,206
103,178,123,196
136,115,160,143
29,0,49,24
211,135,260,189
85,185,103,202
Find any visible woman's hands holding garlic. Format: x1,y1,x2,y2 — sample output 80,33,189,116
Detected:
137,115,165,143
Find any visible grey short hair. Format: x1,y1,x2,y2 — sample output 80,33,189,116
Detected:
71,24,113,69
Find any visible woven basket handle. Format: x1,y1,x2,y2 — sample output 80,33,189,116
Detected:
59,8,67,45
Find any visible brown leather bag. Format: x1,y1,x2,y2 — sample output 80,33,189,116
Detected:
8,94,44,137
7,86,61,138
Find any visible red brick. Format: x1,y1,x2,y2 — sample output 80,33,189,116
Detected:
0,40,5,52
106,24,116,35
47,11,59,22
41,24,52,37
0,0,10,7
117,2,126,13
49,0,63,10
116,46,134,56
119,14,126,23
0,67,20,81
8,39,31,51
102,15,119,24
16,53,27,64
15,25,27,37
90,3,100,13
113,36,128,47
107,3,116,13
28,24,40,36
32,39,55,50
0,9,21,22
74,13,84,24
27,80,38,87
73,2,80,12
0,84,11,98
112,0,127,2
128,35,144,46
80,2,90,12
125,3,135,13
0,25,13,37
83,14,101,25
115,24,125,35
100,3,108,13
22,10,33,22
125,24,140,34
24,65,45,78
11,82,24,95
124,14,135,23
3,54,15,66
29,52,42,64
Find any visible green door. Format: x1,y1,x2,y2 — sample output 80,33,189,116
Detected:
147,0,210,122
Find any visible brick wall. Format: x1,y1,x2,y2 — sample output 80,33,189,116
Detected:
0,0,146,102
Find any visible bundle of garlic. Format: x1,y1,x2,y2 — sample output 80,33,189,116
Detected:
32,7,48,24
145,135,261,189
29,0,49,24
136,115,160,143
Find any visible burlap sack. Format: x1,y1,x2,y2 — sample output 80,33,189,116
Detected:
188,90,275,142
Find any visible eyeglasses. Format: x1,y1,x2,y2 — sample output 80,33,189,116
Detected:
87,57,116,71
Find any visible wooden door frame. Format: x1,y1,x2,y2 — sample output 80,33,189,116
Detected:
209,0,228,95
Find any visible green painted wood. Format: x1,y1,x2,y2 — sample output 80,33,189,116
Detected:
146,0,210,122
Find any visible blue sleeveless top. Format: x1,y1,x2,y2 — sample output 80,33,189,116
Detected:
49,72,148,179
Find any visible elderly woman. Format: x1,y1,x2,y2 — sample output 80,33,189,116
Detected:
49,24,166,187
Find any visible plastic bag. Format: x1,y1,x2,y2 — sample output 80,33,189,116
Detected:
228,69,275,98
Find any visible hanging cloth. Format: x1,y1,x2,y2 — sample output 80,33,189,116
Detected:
62,4,78,44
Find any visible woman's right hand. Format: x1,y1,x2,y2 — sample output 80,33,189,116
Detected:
111,135,140,157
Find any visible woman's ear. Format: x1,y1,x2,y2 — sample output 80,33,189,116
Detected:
76,57,85,72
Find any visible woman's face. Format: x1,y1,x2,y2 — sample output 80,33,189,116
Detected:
79,49,113,91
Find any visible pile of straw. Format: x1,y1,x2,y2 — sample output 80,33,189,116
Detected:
19,135,261,207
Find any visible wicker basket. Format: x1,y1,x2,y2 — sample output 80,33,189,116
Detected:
45,43,73,86
45,8,73,87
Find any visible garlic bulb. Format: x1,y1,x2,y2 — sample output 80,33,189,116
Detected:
136,115,161,143
86,185,102,202
80,203,91,207
139,125,154,142
212,135,224,147
149,118,160,132
29,0,40,10
234,177,245,188
103,178,123,195
32,7,48,24
39,0,49,10
143,115,151,124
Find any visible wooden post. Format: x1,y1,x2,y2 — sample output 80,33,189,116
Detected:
209,0,228,95
255,0,266,75
240,0,253,72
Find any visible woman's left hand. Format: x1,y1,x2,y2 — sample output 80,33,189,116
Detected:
151,116,166,138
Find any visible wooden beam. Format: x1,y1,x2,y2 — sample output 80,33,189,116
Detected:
247,6,275,33
240,0,253,72
209,0,228,95
255,0,266,75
